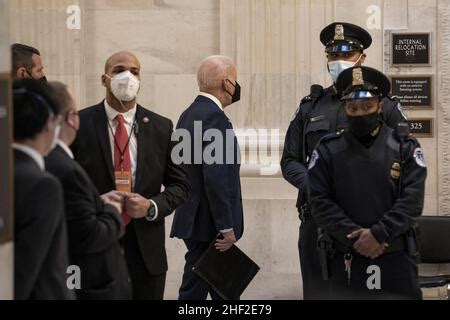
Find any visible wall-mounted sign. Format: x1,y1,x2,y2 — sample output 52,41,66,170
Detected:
390,75,432,109
0,74,12,244
391,33,431,66
407,118,433,138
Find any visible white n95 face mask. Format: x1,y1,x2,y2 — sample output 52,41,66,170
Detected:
107,70,140,102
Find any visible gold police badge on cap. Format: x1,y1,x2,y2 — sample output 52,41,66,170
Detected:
391,162,401,179
334,24,345,40
352,67,364,86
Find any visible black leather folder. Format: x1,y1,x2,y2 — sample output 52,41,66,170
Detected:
192,238,260,300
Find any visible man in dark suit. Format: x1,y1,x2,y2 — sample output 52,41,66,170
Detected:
170,55,244,300
13,79,74,300
45,82,132,299
72,51,190,300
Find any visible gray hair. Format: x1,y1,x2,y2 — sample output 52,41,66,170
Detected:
48,81,74,114
197,55,235,91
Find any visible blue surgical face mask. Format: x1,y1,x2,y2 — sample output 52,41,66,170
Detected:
327,54,363,83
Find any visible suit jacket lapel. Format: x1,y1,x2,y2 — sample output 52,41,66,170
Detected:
134,105,152,192
95,105,115,183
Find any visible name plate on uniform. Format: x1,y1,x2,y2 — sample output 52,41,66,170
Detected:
391,33,431,66
407,118,433,137
390,75,432,109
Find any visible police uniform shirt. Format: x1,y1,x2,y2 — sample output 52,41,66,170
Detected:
281,86,406,195
307,124,427,247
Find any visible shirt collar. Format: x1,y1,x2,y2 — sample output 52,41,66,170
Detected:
12,143,45,171
56,139,74,159
104,100,137,125
199,92,223,111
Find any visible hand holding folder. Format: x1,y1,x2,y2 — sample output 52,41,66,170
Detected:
192,235,260,300
215,230,237,252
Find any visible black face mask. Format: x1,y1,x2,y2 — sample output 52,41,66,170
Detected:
347,112,381,139
225,79,241,104
26,70,47,82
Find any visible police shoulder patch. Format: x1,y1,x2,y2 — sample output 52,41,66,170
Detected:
308,150,319,170
413,148,426,168
387,96,407,120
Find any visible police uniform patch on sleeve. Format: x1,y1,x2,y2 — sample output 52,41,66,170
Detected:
308,150,319,170
413,148,426,168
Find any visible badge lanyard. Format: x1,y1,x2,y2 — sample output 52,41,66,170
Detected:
107,116,137,172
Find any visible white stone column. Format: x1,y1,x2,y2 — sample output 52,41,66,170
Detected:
0,0,13,301
437,0,450,215
220,0,334,130
435,0,450,297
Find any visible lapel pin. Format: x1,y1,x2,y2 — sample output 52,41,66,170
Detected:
143,117,150,124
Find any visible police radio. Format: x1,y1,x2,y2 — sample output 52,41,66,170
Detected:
396,122,410,138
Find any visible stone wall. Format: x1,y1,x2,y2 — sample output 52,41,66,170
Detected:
0,0,13,301
8,0,447,299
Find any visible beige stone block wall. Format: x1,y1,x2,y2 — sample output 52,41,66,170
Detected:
0,0,13,301
0,242,13,300
8,0,450,299
383,0,438,219
81,0,219,116
0,0,10,72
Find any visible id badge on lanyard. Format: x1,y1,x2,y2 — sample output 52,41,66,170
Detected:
115,170,132,193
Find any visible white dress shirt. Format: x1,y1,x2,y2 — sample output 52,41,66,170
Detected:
103,100,158,221
199,92,223,111
56,139,74,159
104,100,138,185
12,143,45,171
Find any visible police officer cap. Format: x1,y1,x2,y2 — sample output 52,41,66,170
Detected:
320,22,372,53
336,66,391,100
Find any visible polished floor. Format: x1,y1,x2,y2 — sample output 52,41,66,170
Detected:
164,271,302,300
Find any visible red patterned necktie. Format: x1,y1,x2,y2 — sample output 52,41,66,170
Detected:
114,114,132,225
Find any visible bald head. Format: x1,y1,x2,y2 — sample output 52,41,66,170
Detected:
102,51,141,112
197,55,236,92
104,51,141,75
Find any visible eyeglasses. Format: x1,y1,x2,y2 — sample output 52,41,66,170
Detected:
344,103,377,113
